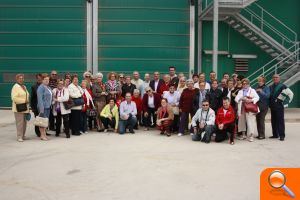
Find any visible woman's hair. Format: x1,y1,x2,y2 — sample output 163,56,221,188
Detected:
95,72,103,79
133,89,140,94
161,98,168,103
57,79,64,84
241,78,250,85
108,98,115,103
15,74,24,81
107,72,118,80
258,76,266,83
41,73,49,79
186,79,194,84
71,74,78,81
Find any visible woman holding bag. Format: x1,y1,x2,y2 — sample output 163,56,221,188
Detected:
80,80,94,134
235,78,260,142
52,79,71,138
11,74,30,142
68,75,84,136
37,73,53,141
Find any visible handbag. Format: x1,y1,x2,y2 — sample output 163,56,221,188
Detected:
16,103,28,112
34,116,49,128
87,108,97,117
73,97,84,106
244,102,258,113
63,98,74,110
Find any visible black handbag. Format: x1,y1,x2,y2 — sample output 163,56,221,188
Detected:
87,108,97,117
16,103,28,112
63,99,75,110
73,97,84,106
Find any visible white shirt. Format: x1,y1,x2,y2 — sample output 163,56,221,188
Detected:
194,82,210,90
148,95,155,108
154,80,159,92
163,91,180,106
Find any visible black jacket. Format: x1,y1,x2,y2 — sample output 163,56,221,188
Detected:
149,79,164,93
205,88,222,112
193,89,208,114
121,83,136,97
30,82,40,113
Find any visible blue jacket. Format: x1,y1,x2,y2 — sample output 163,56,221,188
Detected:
37,84,53,113
256,84,270,107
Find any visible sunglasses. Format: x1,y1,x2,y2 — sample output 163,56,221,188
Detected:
146,90,151,93
202,104,209,106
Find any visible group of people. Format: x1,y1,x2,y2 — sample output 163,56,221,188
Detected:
11,66,293,144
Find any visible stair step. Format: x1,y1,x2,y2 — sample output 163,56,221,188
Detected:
244,32,252,37
250,36,258,41
233,24,241,29
228,20,235,25
265,49,275,53
238,28,247,33
255,40,263,45
271,52,279,57
260,44,269,49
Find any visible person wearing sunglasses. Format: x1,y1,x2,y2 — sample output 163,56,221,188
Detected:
83,71,93,88
191,99,215,143
142,87,161,131
215,97,236,145
119,93,137,134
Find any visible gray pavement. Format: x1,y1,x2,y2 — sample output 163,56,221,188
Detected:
0,109,299,200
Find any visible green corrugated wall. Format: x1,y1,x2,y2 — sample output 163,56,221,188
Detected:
0,0,87,107
98,0,190,75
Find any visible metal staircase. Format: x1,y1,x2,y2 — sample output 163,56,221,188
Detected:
199,0,299,87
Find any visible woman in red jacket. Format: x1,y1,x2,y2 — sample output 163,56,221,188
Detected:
158,74,171,95
215,97,236,145
80,80,94,134
142,87,161,130
131,89,143,129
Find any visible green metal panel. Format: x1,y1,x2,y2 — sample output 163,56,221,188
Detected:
0,0,86,107
98,0,190,76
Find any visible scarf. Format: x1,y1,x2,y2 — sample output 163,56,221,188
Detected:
159,106,168,119
83,89,94,107
243,87,250,96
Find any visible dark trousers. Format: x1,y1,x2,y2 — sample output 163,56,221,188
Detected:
179,111,193,134
119,116,137,134
143,108,156,128
256,105,268,138
171,115,179,132
100,117,116,129
215,123,235,143
270,102,285,138
80,112,87,133
70,110,81,135
49,107,55,130
55,113,70,137
88,116,96,130
33,111,41,137
192,125,216,143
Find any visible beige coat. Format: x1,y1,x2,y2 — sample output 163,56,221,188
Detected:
11,83,30,113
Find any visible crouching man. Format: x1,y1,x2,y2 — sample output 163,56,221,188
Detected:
215,97,236,145
119,93,137,134
191,99,216,143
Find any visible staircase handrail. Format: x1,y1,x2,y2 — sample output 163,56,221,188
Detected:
266,61,299,86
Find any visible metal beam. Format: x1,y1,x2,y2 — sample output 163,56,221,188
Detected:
189,3,195,78
197,0,202,73
92,0,99,74
212,0,219,75
86,0,93,72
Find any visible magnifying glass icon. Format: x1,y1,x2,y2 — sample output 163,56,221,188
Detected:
268,170,295,198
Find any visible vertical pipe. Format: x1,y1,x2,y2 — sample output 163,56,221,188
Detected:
189,2,195,78
86,0,93,72
92,0,99,74
212,0,219,76
198,0,203,73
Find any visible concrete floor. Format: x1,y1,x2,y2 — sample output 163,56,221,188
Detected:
0,110,299,200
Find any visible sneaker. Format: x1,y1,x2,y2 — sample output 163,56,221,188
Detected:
237,135,244,140
144,128,149,131
178,133,183,137
190,133,194,136
279,137,285,141
80,131,84,134
104,129,108,133
269,136,279,139
84,131,89,134
17,138,24,142
248,134,254,142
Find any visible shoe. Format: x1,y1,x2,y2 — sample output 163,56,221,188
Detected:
104,129,108,133
160,131,165,135
80,131,84,134
279,137,285,141
166,132,171,137
46,133,51,136
230,141,235,145
248,135,254,142
55,133,60,137
237,135,244,140
190,133,194,136
40,137,48,141
178,133,183,137
144,128,149,131
84,131,89,134
269,136,279,139
130,130,135,134
66,135,70,138
17,138,24,142
22,136,29,140
258,136,265,140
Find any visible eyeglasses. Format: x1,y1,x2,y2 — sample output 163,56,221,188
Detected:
51,74,57,76
202,104,209,106
146,90,151,93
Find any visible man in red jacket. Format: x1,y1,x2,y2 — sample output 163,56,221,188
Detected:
215,97,236,145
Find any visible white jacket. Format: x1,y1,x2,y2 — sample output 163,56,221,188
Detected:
68,83,83,110
235,87,260,116
191,108,215,127
52,88,71,116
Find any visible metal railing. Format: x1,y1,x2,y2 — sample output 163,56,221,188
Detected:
247,42,299,87
201,0,255,11
241,3,298,49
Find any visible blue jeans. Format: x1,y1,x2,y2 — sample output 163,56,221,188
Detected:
119,116,137,134
192,125,216,143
